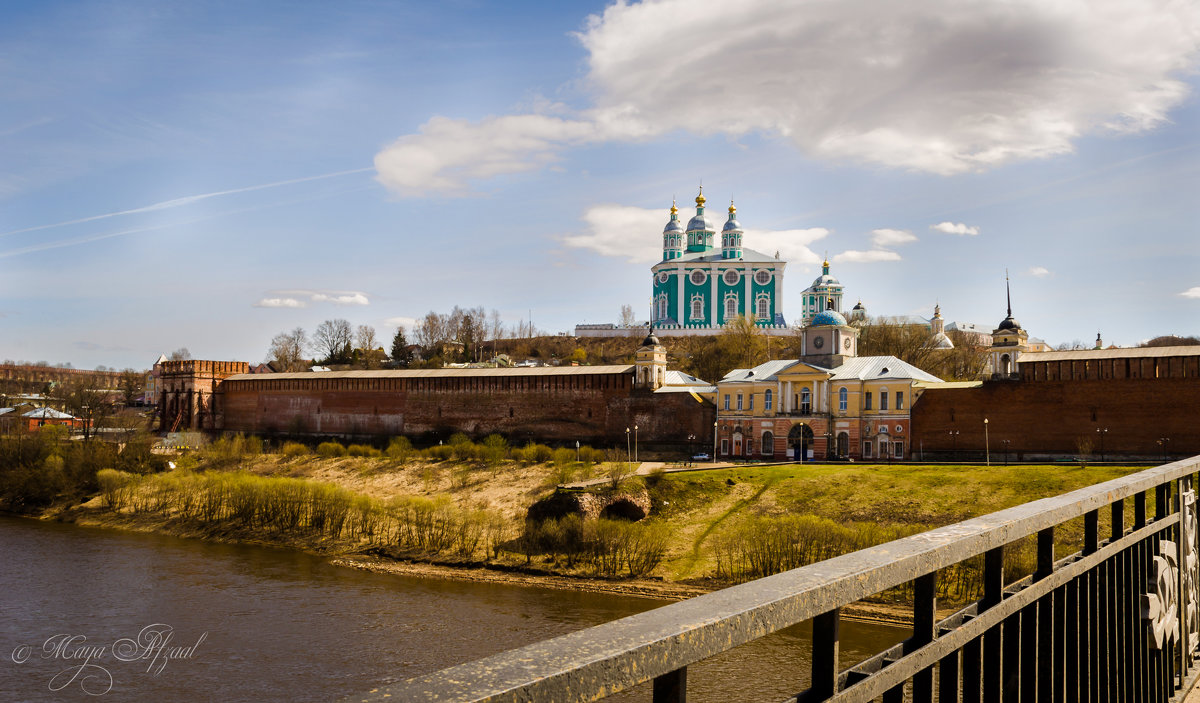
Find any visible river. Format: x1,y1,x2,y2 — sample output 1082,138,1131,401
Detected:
0,515,904,701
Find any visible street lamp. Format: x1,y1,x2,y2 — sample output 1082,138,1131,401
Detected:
687,434,696,466
1096,428,1107,462
713,421,718,462
634,424,639,463
797,422,806,464
949,430,960,462
625,427,632,475
1158,437,1170,463
983,418,990,467
1001,439,1011,467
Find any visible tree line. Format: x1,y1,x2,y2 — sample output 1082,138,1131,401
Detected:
266,305,545,371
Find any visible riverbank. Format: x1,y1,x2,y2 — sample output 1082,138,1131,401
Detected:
18,501,920,626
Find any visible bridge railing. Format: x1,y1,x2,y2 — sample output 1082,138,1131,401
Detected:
352,455,1200,703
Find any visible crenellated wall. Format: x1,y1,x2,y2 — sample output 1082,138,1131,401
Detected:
217,367,715,446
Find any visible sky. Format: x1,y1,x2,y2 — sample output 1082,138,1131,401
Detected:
2,0,1198,371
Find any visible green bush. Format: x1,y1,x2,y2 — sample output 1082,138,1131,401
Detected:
386,436,413,461
280,442,310,458
317,441,347,458
347,444,381,458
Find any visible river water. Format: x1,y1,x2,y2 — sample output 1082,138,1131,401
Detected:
0,515,903,702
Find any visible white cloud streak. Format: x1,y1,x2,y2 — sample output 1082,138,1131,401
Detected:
931,222,981,236
1181,287,1200,299
870,228,917,247
375,0,1200,196
1,167,373,238
255,298,305,308
833,249,903,264
255,290,371,309
384,316,418,329
1028,266,1051,278
561,203,828,265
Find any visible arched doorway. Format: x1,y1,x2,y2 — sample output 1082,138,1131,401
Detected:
787,424,815,461
836,432,849,457
732,431,743,456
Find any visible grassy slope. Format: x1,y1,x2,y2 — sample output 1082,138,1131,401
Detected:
647,463,1144,581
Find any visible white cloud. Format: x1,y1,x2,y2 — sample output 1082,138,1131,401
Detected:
1028,266,1051,278
375,0,1200,196
255,297,305,308
833,249,903,264
561,204,828,265
870,228,917,247
310,292,369,306
375,115,598,197
1181,287,1200,299
384,316,418,329
256,290,370,308
931,222,981,236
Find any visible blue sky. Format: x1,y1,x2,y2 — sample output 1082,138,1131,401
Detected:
2,0,1198,371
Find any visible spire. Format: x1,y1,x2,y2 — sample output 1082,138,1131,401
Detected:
695,186,705,209
1005,269,1012,318
728,199,736,216
670,198,678,217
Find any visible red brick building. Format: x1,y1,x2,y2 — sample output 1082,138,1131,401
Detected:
911,346,1200,460
156,334,716,447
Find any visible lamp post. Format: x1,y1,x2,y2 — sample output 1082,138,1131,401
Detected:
1096,428,1107,462
687,434,696,466
625,427,632,475
634,424,639,463
798,422,806,464
1158,437,1170,463
712,421,718,463
949,430,960,462
1001,439,1011,467
983,418,990,467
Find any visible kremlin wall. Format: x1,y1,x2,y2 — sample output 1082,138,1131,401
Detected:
153,190,1198,460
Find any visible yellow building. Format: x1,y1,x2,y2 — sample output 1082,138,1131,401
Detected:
715,305,941,461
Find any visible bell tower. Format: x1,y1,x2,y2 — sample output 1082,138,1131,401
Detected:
635,326,667,390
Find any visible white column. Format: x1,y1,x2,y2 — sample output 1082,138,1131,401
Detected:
744,263,752,319
710,264,718,327
677,268,685,324
774,265,783,323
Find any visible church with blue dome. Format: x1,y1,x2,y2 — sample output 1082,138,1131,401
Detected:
650,189,788,333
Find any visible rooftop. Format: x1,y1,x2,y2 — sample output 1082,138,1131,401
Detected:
1020,345,1200,362
225,365,636,383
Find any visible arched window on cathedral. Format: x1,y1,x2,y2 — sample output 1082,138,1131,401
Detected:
756,295,769,320
690,295,704,321
838,387,848,412
800,387,811,414
724,294,738,320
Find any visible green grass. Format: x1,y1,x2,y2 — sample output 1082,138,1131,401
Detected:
647,463,1145,586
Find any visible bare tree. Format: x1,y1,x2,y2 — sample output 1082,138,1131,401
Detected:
413,311,448,348
619,304,637,328
313,319,353,364
355,325,378,353
269,327,309,371
168,347,191,361
55,374,114,441
489,309,505,341
118,369,145,406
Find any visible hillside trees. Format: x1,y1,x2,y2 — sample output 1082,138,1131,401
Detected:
313,319,353,364
268,327,309,371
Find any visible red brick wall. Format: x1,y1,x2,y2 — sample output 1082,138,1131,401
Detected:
911,378,1200,459
219,372,715,446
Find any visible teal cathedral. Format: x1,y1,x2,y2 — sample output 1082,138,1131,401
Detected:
575,189,846,338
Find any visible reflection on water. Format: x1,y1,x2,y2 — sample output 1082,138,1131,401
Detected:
0,516,902,702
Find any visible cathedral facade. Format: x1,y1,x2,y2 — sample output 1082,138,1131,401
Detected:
649,190,788,334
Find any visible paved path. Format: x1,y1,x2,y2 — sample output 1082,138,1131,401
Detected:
558,459,805,490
